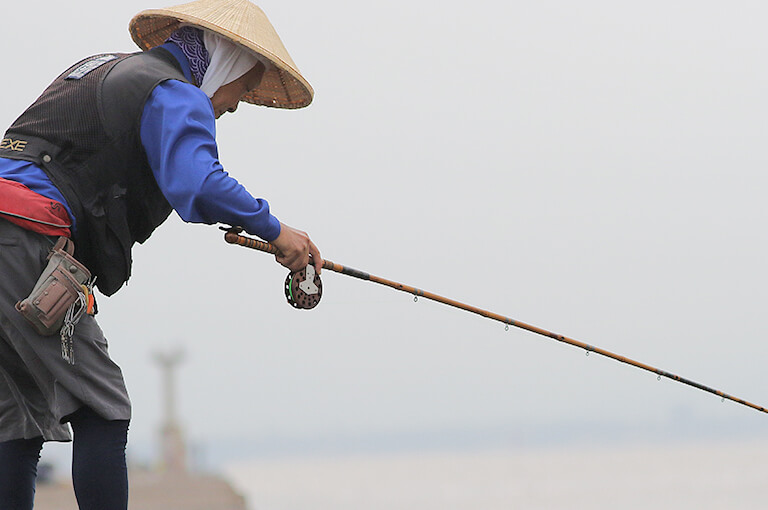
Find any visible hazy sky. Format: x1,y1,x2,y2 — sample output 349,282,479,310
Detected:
2,0,767,465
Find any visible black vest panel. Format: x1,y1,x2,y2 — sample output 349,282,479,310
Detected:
0,48,190,296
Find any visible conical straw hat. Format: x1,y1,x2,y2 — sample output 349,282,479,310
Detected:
129,0,313,109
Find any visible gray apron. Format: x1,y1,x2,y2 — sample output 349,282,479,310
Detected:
0,219,131,442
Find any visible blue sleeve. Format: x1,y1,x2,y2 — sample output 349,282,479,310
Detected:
140,80,281,241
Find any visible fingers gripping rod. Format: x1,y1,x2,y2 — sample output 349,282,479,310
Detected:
223,229,768,415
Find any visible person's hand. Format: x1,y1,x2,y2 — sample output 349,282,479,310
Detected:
271,222,323,274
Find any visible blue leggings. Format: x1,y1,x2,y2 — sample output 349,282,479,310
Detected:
0,406,129,510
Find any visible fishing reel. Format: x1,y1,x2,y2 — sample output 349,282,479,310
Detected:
220,226,323,310
285,263,322,310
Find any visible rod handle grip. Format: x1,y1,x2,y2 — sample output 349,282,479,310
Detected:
224,230,337,272
223,231,279,255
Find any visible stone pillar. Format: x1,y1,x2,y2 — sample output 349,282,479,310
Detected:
154,348,187,473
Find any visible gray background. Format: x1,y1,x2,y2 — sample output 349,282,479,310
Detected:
2,0,766,467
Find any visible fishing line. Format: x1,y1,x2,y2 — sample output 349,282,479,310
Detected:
222,227,767,415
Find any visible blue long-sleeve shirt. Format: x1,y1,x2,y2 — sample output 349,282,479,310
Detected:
0,43,281,241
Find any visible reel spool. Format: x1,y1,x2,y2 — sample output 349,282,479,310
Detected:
285,264,322,309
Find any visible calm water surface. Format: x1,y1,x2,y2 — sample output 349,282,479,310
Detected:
224,439,768,510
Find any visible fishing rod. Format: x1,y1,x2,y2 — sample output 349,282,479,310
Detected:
222,227,768,415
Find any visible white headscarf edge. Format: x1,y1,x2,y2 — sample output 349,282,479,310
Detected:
199,31,262,98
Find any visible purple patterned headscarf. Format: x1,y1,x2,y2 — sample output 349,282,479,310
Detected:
166,26,210,86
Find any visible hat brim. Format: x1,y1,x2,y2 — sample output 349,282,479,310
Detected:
130,8,313,109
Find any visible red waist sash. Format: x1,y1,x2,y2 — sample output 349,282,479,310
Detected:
0,177,72,237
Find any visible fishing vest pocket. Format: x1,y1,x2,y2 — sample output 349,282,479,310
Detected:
82,184,132,296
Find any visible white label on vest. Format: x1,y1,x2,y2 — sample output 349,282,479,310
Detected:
66,55,118,80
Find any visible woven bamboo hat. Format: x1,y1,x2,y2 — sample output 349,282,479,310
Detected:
129,0,313,109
